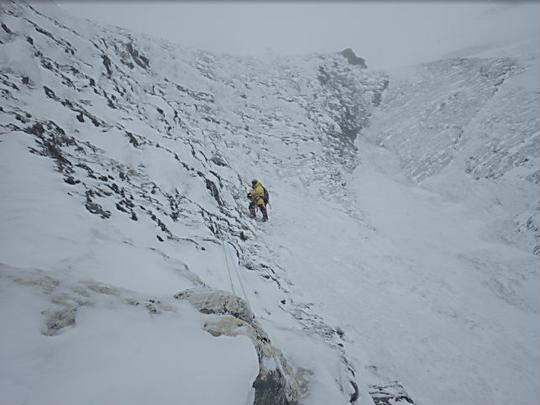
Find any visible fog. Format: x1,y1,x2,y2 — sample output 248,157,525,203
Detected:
58,2,540,69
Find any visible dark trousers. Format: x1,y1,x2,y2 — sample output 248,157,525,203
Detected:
249,201,268,221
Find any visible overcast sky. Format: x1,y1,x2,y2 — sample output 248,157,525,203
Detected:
58,2,540,69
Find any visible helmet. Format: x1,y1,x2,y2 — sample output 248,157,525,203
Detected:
251,179,258,186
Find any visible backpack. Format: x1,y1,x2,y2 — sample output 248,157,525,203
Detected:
263,187,269,205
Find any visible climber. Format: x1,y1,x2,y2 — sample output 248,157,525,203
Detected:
247,179,269,222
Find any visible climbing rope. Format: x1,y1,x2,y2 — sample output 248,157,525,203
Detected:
218,224,250,306
220,235,237,296
227,240,249,305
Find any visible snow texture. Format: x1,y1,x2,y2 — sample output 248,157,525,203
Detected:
1,1,539,405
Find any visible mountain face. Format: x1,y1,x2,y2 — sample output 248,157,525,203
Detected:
1,2,539,405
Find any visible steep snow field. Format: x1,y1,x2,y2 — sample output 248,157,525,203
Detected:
1,2,539,405
262,144,539,404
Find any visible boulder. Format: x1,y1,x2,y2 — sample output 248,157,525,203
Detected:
340,48,367,68
175,288,302,405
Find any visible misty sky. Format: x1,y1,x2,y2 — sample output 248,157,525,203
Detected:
58,2,540,69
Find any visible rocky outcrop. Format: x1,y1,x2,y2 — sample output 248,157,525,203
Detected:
0,265,182,337
340,48,367,68
369,382,414,405
175,288,303,405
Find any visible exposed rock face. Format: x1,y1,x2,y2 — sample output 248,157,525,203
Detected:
175,288,302,405
42,306,77,336
369,381,414,405
1,265,177,337
174,288,255,324
340,48,367,68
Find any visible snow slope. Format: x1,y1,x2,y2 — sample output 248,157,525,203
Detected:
1,1,539,404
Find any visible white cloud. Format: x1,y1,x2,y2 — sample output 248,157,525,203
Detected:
58,1,540,68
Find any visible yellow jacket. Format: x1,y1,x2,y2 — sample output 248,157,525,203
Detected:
249,181,266,207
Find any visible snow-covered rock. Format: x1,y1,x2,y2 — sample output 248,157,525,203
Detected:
175,288,304,405
1,1,539,404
